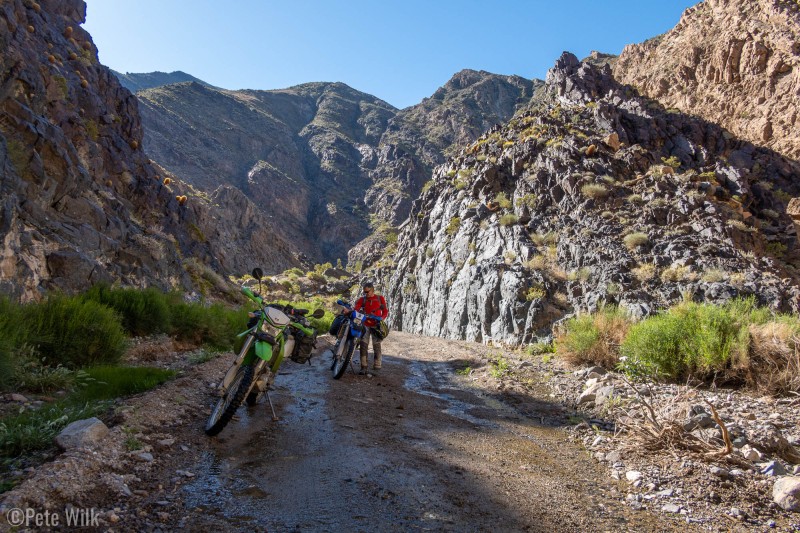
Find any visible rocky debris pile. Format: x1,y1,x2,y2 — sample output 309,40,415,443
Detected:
547,363,800,527
614,0,800,161
379,51,800,346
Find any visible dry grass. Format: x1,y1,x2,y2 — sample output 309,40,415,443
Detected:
582,183,610,199
614,381,751,467
632,263,657,282
623,232,649,250
742,323,800,395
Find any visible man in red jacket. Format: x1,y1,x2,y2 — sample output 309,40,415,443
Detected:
354,281,388,375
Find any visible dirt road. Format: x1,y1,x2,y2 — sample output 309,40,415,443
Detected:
170,332,688,532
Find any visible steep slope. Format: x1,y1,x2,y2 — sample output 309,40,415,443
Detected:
379,53,800,345
132,71,536,267
0,0,300,301
112,70,213,93
614,0,800,160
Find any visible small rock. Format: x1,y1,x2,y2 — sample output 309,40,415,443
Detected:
55,418,109,450
605,450,622,463
108,513,120,523
180,445,189,452
793,465,800,475
8,393,29,402
662,503,682,514
158,438,175,447
773,476,800,511
761,461,787,477
710,466,730,479
135,452,154,463
657,489,674,498
603,133,621,151
740,445,762,461
626,471,642,483
729,508,746,520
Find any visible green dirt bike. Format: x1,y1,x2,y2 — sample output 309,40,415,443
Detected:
205,268,324,436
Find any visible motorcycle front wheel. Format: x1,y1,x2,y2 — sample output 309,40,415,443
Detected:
205,363,254,436
332,336,355,380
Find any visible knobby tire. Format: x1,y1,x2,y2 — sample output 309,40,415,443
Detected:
332,337,354,379
205,363,254,436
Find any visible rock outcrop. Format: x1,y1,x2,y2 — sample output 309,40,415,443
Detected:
613,0,800,161
0,0,301,300
111,70,213,93
379,52,800,345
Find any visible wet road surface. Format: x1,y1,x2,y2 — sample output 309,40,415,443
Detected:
180,332,691,532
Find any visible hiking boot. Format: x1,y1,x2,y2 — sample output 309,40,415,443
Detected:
358,368,368,375
370,367,380,376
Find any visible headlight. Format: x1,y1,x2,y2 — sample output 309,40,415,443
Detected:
353,317,362,326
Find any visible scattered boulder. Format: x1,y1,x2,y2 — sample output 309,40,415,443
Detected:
55,418,109,450
773,476,800,511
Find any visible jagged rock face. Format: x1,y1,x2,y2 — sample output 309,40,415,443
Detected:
614,0,800,160
380,53,800,346
363,71,538,227
130,70,535,269
0,0,185,299
0,0,294,300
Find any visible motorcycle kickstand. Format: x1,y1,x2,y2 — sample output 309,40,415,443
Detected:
266,391,279,421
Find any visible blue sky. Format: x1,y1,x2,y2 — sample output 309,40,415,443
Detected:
83,0,697,109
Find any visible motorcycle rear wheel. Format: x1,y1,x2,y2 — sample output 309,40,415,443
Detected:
205,363,254,436
332,337,355,379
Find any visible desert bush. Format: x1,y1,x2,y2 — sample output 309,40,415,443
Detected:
499,214,519,226
581,183,609,199
623,232,649,250
82,284,171,336
529,231,557,246
743,320,800,395
555,306,632,368
620,301,746,381
22,295,126,368
632,263,657,282
494,192,512,210
446,217,460,236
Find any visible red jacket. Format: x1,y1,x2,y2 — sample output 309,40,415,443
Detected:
354,294,388,328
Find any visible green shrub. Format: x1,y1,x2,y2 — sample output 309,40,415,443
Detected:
446,217,461,236
494,192,512,210
82,284,171,336
620,301,745,380
169,301,246,350
499,214,519,226
555,306,631,368
22,295,126,368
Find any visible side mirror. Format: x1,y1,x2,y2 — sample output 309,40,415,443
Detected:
311,308,325,319
252,267,264,280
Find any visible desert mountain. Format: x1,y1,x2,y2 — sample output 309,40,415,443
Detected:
130,71,536,266
111,70,214,93
613,0,800,160
376,52,800,345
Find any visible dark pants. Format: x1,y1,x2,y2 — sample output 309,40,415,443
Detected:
359,328,382,370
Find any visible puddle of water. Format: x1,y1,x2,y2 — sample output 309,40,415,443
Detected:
404,360,498,428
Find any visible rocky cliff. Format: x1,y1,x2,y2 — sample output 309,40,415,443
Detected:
613,0,800,161
0,0,300,301
130,71,535,268
378,53,800,345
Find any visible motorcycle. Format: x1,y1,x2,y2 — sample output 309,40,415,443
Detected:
330,299,383,379
205,268,324,436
